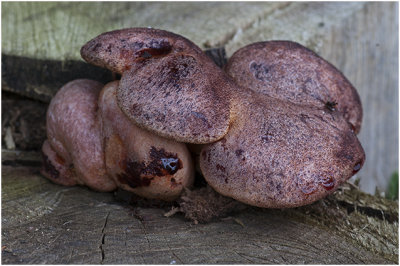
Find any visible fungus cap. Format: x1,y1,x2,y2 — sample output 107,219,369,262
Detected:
199,41,365,208
225,41,363,133
81,28,234,144
200,90,365,208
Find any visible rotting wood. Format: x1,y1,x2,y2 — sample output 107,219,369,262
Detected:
1,150,398,264
2,93,48,150
2,55,113,102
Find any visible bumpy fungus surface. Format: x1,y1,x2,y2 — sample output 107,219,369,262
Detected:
42,79,115,191
41,79,194,200
200,41,365,208
99,81,194,200
225,41,363,133
81,28,233,144
200,90,364,207
43,28,365,208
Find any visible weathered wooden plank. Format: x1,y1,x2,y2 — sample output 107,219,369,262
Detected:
1,55,113,102
1,2,288,60
1,94,48,150
323,2,398,194
1,150,397,264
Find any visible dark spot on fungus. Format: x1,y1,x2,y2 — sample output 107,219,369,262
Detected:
136,40,172,59
249,61,270,82
216,164,226,172
325,101,338,112
106,44,112,54
220,138,228,152
345,154,354,161
140,50,152,59
235,149,244,157
148,146,182,175
92,42,102,52
42,153,60,179
335,148,354,162
130,41,144,50
353,162,362,174
117,161,153,188
299,113,310,124
117,146,182,189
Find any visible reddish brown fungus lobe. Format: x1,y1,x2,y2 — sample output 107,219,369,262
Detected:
117,146,182,189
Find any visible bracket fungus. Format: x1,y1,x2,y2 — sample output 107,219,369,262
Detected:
42,28,365,208
41,78,194,200
80,28,233,144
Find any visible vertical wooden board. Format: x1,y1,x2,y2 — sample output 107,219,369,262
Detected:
224,2,365,56
320,2,399,194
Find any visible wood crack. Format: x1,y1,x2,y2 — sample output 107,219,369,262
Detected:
99,212,110,264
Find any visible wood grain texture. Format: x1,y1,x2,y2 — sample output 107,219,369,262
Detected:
1,2,288,60
2,151,397,264
321,2,399,194
1,2,397,193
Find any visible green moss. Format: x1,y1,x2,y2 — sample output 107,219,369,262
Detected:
386,171,398,200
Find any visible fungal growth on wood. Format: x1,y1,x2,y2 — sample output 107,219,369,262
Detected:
42,79,194,201
41,28,365,208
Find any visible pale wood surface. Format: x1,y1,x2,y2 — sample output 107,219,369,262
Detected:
2,151,398,264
